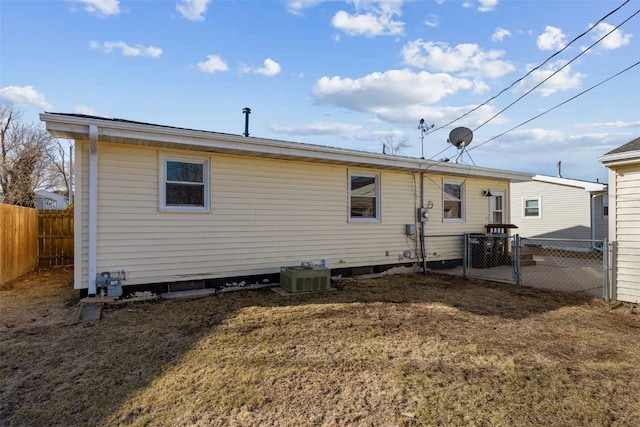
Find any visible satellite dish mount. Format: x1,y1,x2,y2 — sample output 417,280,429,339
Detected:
448,127,473,163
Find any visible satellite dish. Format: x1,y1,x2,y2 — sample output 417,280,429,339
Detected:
448,127,473,149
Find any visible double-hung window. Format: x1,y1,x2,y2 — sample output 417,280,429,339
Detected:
160,154,210,212
443,181,464,221
523,197,540,218
349,172,380,221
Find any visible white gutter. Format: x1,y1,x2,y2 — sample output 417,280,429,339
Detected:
598,150,640,167
88,125,98,296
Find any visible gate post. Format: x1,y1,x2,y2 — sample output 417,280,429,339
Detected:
513,234,522,285
602,238,609,301
462,233,468,277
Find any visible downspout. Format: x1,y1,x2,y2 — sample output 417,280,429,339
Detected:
420,172,427,274
87,125,98,296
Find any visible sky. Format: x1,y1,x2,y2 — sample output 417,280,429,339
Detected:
1,0,638,183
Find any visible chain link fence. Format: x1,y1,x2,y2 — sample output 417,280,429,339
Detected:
423,234,607,299
519,237,606,298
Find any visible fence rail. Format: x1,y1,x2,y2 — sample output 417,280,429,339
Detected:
0,204,38,285
38,209,74,267
424,233,607,299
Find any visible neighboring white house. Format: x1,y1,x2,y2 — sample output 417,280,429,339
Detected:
40,113,532,296
599,136,640,304
34,190,68,210
510,175,608,243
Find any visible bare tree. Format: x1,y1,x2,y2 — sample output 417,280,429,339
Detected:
380,133,411,156
0,103,56,207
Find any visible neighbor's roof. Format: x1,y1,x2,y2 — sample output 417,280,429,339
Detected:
40,112,533,182
599,137,640,167
532,175,607,192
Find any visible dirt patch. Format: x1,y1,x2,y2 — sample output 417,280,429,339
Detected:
1,268,639,426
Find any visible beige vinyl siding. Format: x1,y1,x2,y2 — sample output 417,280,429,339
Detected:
613,165,640,303
422,177,509,262
510,180,592,239
74,142,514,288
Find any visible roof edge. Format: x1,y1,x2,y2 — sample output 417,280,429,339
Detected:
40,112,534,182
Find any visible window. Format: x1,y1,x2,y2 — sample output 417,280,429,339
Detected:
160,154,210,212
349,172,380,221
603,195,609,217
443,181,464,221
523,197,540,218
489,191,505,224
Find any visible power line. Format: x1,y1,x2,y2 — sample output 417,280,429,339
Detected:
469,7,639,136
426,0,631,135
467,60,640,152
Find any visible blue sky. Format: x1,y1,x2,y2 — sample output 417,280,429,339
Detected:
1,0,638,182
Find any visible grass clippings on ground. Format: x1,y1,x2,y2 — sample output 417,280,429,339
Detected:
1,267,639,426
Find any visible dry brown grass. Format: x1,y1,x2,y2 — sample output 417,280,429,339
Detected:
1,267,639,426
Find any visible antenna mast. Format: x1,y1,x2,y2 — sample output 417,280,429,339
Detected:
418,118,434,159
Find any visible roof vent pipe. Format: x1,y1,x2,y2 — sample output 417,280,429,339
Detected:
557,160,562,178
242,107,251,137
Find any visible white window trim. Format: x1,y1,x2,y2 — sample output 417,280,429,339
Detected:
443,180,465,222
522,196,541,219
159,153,211,212
348,171,381,222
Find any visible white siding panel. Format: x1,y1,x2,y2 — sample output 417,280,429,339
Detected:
614,165,640,303
510,180,592,239
75,142,517,288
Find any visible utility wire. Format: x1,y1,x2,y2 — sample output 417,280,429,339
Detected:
467,60,640,152
469,7,639,136
427,7,638,162
427,0,630,136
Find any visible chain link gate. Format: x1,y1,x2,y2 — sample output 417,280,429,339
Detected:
425,234,609,299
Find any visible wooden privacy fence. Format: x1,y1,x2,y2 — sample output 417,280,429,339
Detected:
1,204,38,285
38,209,74,267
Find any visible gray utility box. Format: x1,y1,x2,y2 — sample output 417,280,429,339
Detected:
280,266,331,293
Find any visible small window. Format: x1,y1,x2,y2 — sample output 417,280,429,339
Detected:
443,181,464,221
603,195,609,218
160,154,210,212
349,172,380,221
523,197,540,218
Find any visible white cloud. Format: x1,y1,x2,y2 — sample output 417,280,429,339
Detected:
269,121,363,137
330,0,406,37
0,85,52,110
312,69,486,124
73,105,98,116
373,103,507,126
513,61,584,97
75,0,120,17
241,58,282,77
580,120,640,129
197,55,228,73
478,0,498,12
176,0,212,21
492,28,511,42
537,26,567,51
286,0,325,15
332,10,404,36
424,14,439,28
90,41,163,57
590,22,632,50
401,40,515,79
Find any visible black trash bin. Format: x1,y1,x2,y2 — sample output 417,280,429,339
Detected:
490,234,508,266
469,234,493,268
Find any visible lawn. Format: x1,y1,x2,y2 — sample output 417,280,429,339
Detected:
1,267,639,426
